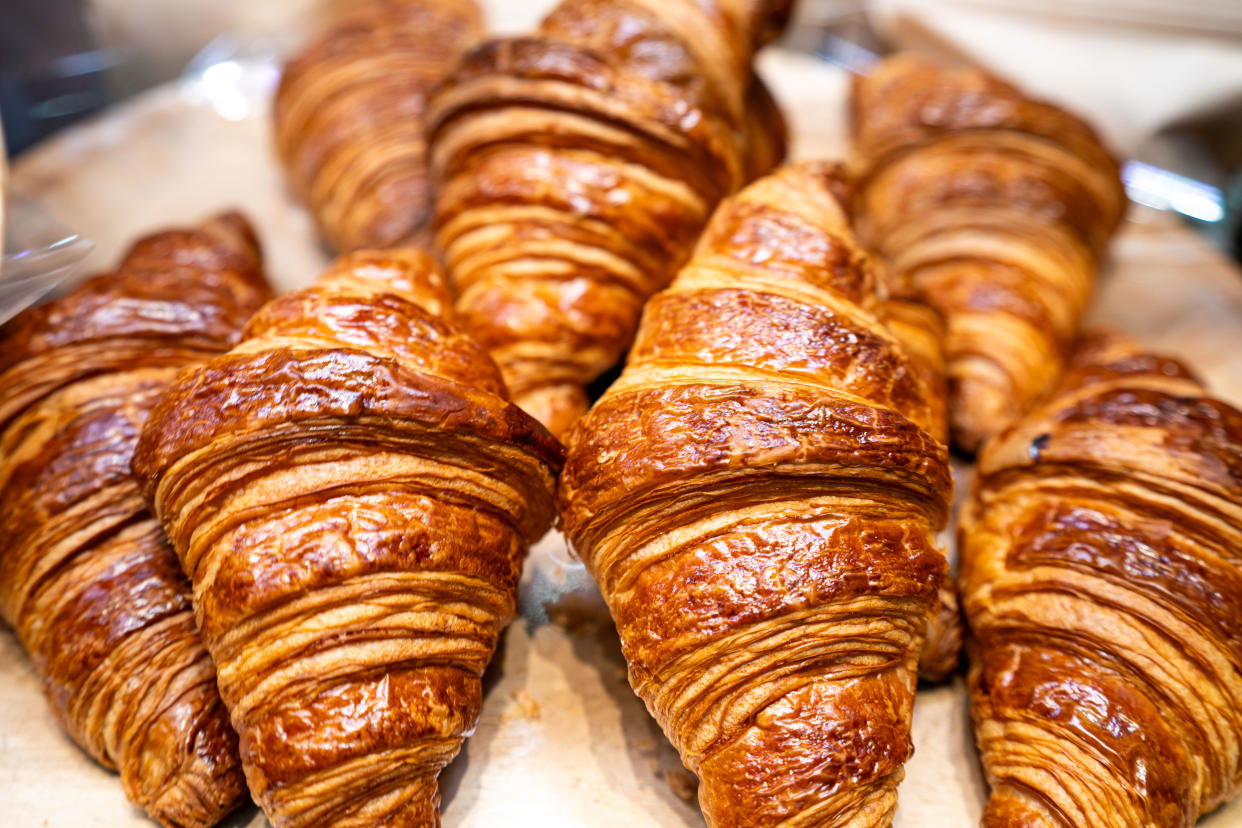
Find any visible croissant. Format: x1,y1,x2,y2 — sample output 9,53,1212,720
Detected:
850,53,1127,452
428,0,792,437
962,330,1242,827
132,249,563,827
274,0,483,252
558,162,953,827
0,213,272,828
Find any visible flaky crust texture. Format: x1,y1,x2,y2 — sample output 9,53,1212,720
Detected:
428,0,791,437
962,331,1242,827
850,53,1126,453
133,249,563,828
559,163,952,827
274,0,483,252
0,212,271,828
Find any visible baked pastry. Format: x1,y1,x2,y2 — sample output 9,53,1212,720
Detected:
428,0,792,437
133,249,563,828
962,331,1242,827
0,213,272,828
559,162,952,826
851,53,1127,452
274,0,483,252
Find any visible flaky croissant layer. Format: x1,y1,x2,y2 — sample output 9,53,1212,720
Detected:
134,249,562,828
0,213,272,828
963,331,1242,827
560,162,953,827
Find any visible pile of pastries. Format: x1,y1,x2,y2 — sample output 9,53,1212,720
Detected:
3,1,1240,827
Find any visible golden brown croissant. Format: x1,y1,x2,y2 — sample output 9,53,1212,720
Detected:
0,213,272,828
850,53,1127,452
962,330,1242,827
428,0,792,437
559,162,953,827
132,249,563,828
274,0,483,252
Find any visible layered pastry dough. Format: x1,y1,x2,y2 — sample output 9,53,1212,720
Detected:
133,249,563,827
274,0,483,251
0,213,271,827
851,53,1127,452
428,0,792,436
963,331,1242,827
559,163,953,827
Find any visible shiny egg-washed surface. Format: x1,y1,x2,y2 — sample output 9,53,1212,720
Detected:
850,53,1127,453
133,249,563,827
274,0,483,252
0,213,272,828
962,331,1242,827
427,0,791,437
559,163,953,827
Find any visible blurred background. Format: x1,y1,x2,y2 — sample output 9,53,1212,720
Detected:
3,0,1241,258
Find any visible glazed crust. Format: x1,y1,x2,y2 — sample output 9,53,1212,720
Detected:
133,249,562,828
850,53,1126,452
962,330,1242,827
427,0,791,437
274,0,483,252
559,163,953,827
0,213,271,828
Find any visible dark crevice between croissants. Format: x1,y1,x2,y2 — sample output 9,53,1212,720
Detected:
0,211,273,828
133,248,563,828
559,162,955,827
962,329,1242,828
428,0,793,439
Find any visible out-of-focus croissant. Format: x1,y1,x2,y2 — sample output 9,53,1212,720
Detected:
133,249,563,828
0,213,272,828
851,53,1127,452
559,162,952,827
428,0,792,437
962,331,1242,827
274,0,483,252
